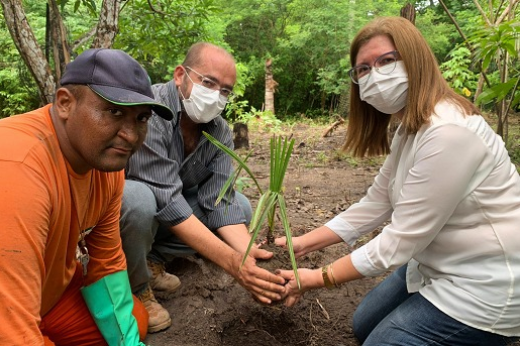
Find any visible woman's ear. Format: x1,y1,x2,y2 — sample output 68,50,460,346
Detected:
53,87,76,120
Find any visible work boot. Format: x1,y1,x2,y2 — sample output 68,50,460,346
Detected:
147,259,181,292
137,285,172,333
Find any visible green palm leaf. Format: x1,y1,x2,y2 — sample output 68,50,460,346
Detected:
204,131,300,287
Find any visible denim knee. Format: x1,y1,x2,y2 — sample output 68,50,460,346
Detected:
121,181,156,230
352,302,371,343
235,191,252,225
352,265,410,343
120,181,159,292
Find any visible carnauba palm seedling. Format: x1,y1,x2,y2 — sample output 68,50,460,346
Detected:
203,131,300,288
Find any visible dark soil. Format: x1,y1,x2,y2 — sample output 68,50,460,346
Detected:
256,241,292,273
145,121,386,346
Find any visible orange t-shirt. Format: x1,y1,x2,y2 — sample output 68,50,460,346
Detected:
0,105,127,345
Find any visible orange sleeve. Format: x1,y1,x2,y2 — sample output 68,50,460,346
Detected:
0,160,50,345
83,171,127,286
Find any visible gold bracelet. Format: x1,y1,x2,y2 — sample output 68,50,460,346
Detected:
329,263,340,288
321,264,334,289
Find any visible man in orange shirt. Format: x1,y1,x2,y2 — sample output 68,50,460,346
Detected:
0,48,173,345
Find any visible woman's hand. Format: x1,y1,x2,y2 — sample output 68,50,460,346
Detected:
277,268,322,307
275,226,343,259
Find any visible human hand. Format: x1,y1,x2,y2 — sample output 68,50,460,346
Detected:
277,268,318,307
248,244,274,261
274,236,306,258
230,252,285,304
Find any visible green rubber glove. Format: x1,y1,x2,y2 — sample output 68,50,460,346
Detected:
81,270,147,346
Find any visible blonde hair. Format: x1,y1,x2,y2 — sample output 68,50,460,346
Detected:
343,16,480,157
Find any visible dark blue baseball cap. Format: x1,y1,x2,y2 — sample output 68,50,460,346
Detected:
60,48,173,120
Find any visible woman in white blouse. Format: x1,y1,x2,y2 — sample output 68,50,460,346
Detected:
277,16,520,346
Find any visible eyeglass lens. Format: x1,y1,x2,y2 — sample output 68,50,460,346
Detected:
185,66,234,98
350,51,398,84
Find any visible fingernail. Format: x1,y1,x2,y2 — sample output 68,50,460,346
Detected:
274,269,281,274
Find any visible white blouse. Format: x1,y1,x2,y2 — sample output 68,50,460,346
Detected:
326,101,520,336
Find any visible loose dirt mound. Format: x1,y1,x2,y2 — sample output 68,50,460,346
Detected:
146,122,384,346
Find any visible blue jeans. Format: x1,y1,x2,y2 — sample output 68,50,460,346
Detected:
353,265,519,346
120,180,252,293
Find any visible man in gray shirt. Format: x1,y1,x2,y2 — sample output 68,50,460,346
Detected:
121,42,285,333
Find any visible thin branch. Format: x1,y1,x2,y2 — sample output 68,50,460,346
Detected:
496,0,520,25
439,0,468,42
316,298,330,320
309,302,315,329
147,0,167,15
322,117,345,138
71,26,96,51
494,0,507,23
472,0,492,26
438,0,492,88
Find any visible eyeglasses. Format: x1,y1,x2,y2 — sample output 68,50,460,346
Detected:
184,66,235,98
348,50,399,85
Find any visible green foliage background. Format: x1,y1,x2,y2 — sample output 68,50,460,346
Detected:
0,0,518,123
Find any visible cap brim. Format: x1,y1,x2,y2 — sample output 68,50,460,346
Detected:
89,85,173,120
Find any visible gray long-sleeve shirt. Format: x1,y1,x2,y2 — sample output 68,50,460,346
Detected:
125,80,245,230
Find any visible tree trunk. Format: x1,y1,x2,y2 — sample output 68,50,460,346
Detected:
264,58,278,114
48,0,71,82
474,73,485,103
400,2,416,24
1,0,124,107
337,91,349,119
1,0,55,104
91,0,122,48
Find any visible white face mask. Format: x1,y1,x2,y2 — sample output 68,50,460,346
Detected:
180,77,228,123
359,61,408,115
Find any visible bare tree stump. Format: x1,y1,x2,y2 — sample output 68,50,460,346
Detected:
233,122,249,150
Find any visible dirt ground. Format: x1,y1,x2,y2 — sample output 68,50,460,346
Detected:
144,121,388,346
